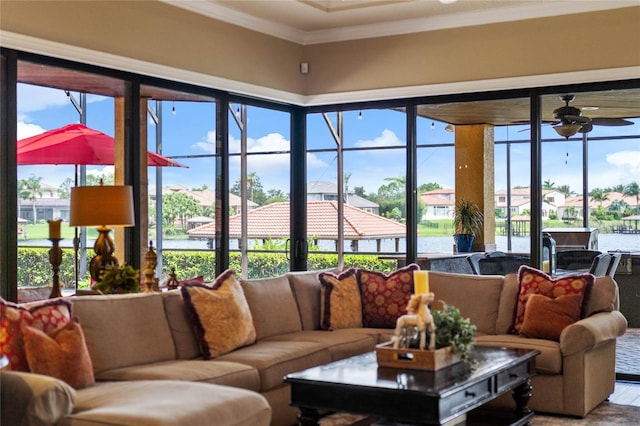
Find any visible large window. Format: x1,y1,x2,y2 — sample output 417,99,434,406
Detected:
229,103,291,278
307,108,407,270
3,49,639,303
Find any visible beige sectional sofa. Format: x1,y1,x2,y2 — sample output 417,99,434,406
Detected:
2,269,626,425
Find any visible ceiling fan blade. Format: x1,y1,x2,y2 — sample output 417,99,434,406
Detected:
563,115,591,125
579,123,593,133
516,121,557,132
590,117,634,126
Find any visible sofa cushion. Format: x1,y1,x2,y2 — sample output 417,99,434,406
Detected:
287,269,339,330
182,270,256,358
0,370,76,426
0,297,71,371
358,263,419,328
475,334,562,374
22,318,95,389
216,340,331,392
319,268,362,330
429,271,504,335
585,276,619,316
70,380,272,426
71,292,175,374
513,266,594,333
496,273,519,334
519,294,582,341
263,329,377,361
162,290,201,360
96,359,261,392
241,274,302,339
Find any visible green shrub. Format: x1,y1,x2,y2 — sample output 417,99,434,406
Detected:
18,248,399,287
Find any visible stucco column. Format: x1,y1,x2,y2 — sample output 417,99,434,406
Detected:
454,125,496,252
114,98,149,266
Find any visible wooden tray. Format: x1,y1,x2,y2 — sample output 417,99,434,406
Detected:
375,341,461,371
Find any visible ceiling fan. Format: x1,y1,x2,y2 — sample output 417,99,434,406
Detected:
552,94,633,138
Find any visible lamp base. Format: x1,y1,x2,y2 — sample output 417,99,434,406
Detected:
90,225,118,282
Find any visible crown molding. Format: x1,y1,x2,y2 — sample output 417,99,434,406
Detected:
0,31,306,105
158,0,305,44
2,31,638,108
159,1,637,45
302,66,640,106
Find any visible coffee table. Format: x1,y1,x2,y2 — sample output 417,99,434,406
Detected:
286,346,539,426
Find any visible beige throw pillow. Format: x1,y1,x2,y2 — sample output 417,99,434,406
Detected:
181,270,256,358
318,268,362,330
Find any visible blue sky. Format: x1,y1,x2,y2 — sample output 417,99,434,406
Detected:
17,84,640,196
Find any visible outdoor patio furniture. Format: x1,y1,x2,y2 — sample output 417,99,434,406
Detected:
556,250,602,272
476,255,530,275
607,253,622,277
590,253,613,277
467,251,507,275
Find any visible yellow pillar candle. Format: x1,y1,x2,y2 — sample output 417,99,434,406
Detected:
48,219,62,239
542,260,550,273
413,270,429,294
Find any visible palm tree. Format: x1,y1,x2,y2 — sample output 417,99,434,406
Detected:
556,184,574,198
623,182,640,214
21,176,43,224
611,184,626,193
543,180,555,190
589,188,609,207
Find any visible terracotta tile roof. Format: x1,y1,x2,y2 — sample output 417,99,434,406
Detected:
188,201,405,239
420,194,455,206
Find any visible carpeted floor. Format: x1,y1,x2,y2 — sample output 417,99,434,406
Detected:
319,402,640,425
616,328,640,381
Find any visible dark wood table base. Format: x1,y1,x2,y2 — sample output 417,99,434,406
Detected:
288,347,540,426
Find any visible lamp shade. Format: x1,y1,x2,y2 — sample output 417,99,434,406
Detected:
69,185,135,227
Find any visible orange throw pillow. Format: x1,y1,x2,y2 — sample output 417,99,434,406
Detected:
519,294,582,341
318,268,362,330
512,265,593,334
22,318,95,389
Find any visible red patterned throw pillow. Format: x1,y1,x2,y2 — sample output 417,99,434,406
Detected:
358,264,419,328
0,298,72,371
512,265,594,334
318,268,362,330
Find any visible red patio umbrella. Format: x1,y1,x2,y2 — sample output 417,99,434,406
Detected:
17,123,187,167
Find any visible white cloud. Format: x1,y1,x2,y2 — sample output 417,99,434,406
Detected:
602,150,640,187
354,129,403,148
192,130,216,153
192,131,327,170
17,84,69,114
17,121,46,140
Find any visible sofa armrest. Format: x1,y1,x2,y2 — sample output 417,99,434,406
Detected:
560,310,627,356
0,370,76,425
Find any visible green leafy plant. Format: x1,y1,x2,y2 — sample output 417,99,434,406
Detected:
93,263,140,294
453,199,484,235
407,302,476,364
431,302,476,363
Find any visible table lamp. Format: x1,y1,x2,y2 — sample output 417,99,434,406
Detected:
69,182,135,282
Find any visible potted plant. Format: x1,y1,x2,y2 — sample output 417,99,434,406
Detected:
453,199,484,252
93,263,140,294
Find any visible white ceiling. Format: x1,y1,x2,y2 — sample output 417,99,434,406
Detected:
160,0,636,44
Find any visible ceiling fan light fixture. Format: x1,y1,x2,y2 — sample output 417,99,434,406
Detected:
553,123,582,138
